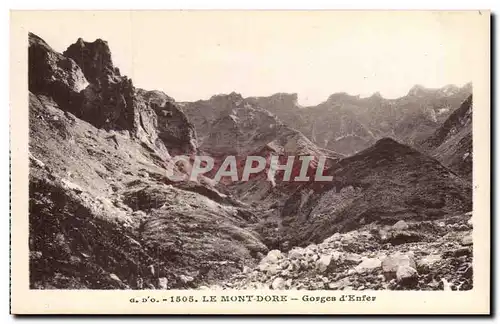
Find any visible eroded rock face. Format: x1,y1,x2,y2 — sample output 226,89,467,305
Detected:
28,32,89,112
29,32,197,156
64,38,117,83
63,37,141,132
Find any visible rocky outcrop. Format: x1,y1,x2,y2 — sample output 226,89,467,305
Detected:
28,32,89,113
135,89,197,155
29,32,196,156
64,38,117,83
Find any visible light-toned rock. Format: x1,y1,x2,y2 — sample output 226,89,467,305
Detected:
392,220,409,230
324,232,341,243
29,153,45,168
61,178,83,193
306,244,318,251
345,253,363,264
396,265,418,283
354,258,382,273
179,275,194,284
441,278,452,291
109,273,122,283
288,248,305,260
316,255,332,273
461,235,473,246
310,254,319,263
382,253,416,279
158,277,168,289
261,249,282,264
417,254,442,268
340,233,354,243
271,277,286,290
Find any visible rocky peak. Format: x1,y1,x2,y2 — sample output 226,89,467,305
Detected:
64,37,118,83
407,84,427,97
350,137,418,161
210,92,243,101
208,92,245,109
268,93,298,103
28,32,89,107
440,84,460,96
29,33,197,156
326,92,361,103
461,82,473,93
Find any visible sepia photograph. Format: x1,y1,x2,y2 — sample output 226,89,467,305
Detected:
10,10,490,314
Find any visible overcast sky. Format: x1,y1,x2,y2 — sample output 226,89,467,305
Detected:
24,11,481,105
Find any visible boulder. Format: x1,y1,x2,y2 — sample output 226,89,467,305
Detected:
417,254,442,272
396,265,418,286
316,255,333,273
179,275,194,284
271,277,286,290
382,253,416,280
261,249,282,264
451,247,472,257
354,258,382,273
461,235,473,246
288,248,305,260
158,277,168,289
344,253,363,265
392,220,409,230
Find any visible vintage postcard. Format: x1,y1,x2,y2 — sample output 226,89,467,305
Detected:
10,10,490,314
